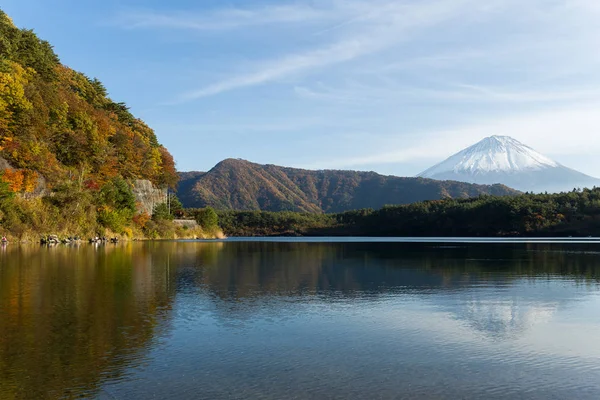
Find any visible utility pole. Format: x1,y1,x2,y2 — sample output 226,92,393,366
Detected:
167,190,171,216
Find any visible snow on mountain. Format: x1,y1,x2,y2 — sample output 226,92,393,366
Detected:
418,136,599,193
421,136,557,175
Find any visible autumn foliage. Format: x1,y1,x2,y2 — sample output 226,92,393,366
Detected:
0,9,190,240
132,212,151,229
0,168,37,193
0,9,178,189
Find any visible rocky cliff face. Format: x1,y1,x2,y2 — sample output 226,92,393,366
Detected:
132,179,167,215
0,156,12,170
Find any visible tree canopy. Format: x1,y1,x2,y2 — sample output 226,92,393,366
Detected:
195,207,219,232
0,8,188,240
215,188,600,237
0,8,178,189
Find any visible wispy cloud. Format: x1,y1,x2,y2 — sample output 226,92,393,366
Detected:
119,0,600,102
111,0,600,175
175,0,500,101
179,36,385,100
113,4,334,31
401,83,600,104
303,102,600,176
293,80,600,105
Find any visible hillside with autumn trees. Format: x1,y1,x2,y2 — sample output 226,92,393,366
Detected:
178,159,520,213
0,9,217,240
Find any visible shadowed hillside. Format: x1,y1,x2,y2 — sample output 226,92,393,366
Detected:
178,159,520,212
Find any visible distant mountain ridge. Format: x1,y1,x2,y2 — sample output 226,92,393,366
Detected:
419,136,600,193
178,159,520,213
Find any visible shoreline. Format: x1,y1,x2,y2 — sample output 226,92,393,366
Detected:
4,232,226,245
4,235,599,246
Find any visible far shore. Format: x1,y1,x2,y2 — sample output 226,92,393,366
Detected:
4,235,600,246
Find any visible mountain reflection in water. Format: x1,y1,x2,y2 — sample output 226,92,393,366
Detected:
1,241,599,399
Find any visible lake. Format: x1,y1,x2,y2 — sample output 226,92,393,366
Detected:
1,239,600,399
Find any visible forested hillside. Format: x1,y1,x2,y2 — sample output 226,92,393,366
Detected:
217,188,600,237
178,159,520,213
0,10,177,189
0,9,208,240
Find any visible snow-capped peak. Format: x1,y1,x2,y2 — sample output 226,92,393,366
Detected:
419,135,559,177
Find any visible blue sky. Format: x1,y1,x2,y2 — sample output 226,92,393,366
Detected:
3,0,600,176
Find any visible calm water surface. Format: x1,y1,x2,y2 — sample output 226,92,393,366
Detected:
1,239,600,399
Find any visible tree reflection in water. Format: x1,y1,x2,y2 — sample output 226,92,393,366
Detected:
1,241,599,398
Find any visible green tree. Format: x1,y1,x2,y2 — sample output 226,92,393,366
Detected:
0,172,14,202
169,194,184,218
152,203,173,221
195,207,219,232
99,177,136,213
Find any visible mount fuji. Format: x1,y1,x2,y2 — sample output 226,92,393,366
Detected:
418,136,600,193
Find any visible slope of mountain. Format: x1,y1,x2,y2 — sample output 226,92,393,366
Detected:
419,136,600,193
178,159,520,213
0,9,194,240
0,9,177,190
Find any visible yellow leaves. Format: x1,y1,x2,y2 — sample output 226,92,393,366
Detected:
23,171,38,193
49,101,70,131
150,147,162,174
0,136,12,151
0,10,16,28
30,142,41,156
0,60,33,131
0,61,33,106
71,110,94,131
0,42,176,192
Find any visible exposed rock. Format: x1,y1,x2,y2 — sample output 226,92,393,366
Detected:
132,179,167,215
173,219,199,229
27,174,47,198
0,156,11,170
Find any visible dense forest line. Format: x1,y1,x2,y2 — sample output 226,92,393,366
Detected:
215,188,600,237
0,9,219,240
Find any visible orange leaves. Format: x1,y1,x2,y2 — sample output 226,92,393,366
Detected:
0,168,38,193
0,136,13,151
132,212,151,228
84,179,100,191
157,146,178,189
1,169,23,192
0,46,178,191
